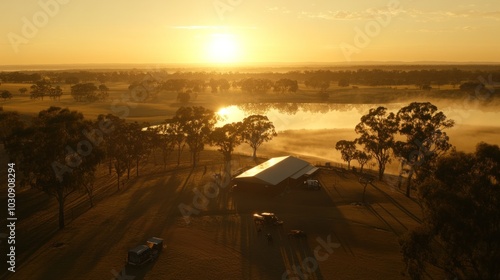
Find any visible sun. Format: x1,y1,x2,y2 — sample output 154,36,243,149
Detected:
215,106,245,127
206,33,239,64
217,107,230,117
216,107,231,122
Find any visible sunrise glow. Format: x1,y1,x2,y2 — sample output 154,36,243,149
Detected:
2,0,499,65
205,33,240,64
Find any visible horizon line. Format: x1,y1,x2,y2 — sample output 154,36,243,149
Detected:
1,61,499,72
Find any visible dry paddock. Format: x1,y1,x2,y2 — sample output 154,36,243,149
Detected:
5,162,427,280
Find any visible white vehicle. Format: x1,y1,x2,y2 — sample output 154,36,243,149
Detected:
304,179,321,190
253,212,284,226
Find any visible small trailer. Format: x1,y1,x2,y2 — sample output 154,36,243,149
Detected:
127,245,153,266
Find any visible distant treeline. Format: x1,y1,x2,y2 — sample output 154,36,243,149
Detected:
1,68,500,87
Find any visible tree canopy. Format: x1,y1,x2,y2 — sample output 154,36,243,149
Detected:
273,78,299,93
335,140,356,169
1,90,13,100
0,110,23,146
241,115,277,160
353,150,371,173
400,142,500,279
5,107,104,229
71,83,107,102
173,106,218,167
395,102,455,197
355,106,398,180
210,122,243,164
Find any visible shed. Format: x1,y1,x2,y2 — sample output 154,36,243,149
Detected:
235,156,318,186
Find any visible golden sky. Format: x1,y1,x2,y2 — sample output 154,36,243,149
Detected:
1,0,500,66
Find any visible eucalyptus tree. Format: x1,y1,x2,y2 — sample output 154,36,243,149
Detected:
0,110,23,146
395,102,454,197
335,140,356,169
355,106,398,180
241,115,277,160
173,106,218,167
122,121,152,178
168,119,187,166
353,150,371,173
400,143,500,279
5,107,104,229
97,113,127,189
210,122,243,172
1,90,12,100
153,122,176,170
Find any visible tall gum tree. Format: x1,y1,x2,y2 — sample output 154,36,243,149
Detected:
335,140,356,169
355,106,398,181
210,122,243,175
98,114,128,190
241,115,277,160
174,106,217,168
395,102,454,197
5,107,103,229
153,122,176,170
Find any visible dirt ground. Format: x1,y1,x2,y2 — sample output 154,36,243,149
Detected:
3,148,425,279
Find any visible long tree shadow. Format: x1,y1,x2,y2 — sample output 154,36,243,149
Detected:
369,182,422,224
34,168,190,280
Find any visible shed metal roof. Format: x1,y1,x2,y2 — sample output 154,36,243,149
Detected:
235,156,317,186
290,165,319,179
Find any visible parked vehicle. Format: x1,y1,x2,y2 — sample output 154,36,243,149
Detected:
288,229,307,239
127,237,164,266
304,179,321,190
127,245,153,266
253,212,284,226
147,237,164,256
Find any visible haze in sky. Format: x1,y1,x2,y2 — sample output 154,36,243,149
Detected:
1,0,499,66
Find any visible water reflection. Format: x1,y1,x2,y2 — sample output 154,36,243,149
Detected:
217,103,500,131
217,103,403,130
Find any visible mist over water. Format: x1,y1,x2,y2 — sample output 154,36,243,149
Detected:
223,102,500,175
218,103,500,130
